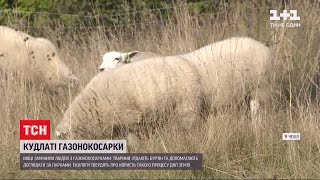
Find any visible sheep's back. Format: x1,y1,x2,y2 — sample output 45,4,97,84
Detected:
183,37,272,106
0,26,35,71
107,56,201,109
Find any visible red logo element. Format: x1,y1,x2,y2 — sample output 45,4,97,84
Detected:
20,120,50,140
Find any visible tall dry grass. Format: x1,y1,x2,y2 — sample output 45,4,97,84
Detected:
1,0,320,179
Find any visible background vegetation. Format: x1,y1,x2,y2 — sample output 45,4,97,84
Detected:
1,0,320,179
0,0,221,28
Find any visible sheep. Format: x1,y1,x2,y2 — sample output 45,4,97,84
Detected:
99,51,160,72
55,37,272,141
0,26,79,88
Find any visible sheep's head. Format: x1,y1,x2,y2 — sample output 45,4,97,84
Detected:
55,118,71,140
26,38,79,88
99,51,139,72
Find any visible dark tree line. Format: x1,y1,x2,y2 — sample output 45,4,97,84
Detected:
0,0,219,27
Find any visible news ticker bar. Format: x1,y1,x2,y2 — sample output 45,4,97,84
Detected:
20,153,203,170
20,140,126,153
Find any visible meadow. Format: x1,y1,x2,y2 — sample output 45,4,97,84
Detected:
1,0,320,179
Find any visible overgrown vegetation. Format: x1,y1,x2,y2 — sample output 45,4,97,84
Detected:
0,0,221,27
1,0,320,179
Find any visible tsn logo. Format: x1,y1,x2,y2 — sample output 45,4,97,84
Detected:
20,120,50,140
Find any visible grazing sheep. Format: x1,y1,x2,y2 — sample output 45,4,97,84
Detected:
0,26,78,88
55,37,272,140
99,51,160,72
57,56,202,139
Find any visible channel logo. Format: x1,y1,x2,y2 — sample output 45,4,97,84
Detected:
20,120,50,140
269,9,301,28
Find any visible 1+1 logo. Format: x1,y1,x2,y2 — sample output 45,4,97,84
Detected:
270,10,301,28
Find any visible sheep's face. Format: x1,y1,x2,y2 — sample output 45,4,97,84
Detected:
99,51,122,72
55,125,69,140
99,51,139,72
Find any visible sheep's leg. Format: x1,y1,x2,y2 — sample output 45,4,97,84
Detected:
249,87,262,159
249,83,271,147
177,89,202,131
250,98,261,135
249,80,269,128
179,102,198,130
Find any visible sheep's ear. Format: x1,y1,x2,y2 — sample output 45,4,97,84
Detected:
123,51,139,63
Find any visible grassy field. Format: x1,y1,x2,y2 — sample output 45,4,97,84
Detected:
1,0,320,179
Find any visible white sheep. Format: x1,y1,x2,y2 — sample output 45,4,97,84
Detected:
99,51,160,72
0,26,78,88
55,37,272,140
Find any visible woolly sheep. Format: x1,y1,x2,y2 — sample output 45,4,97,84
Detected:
55,37,272,140
98,51,160,72
0,26,78,88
